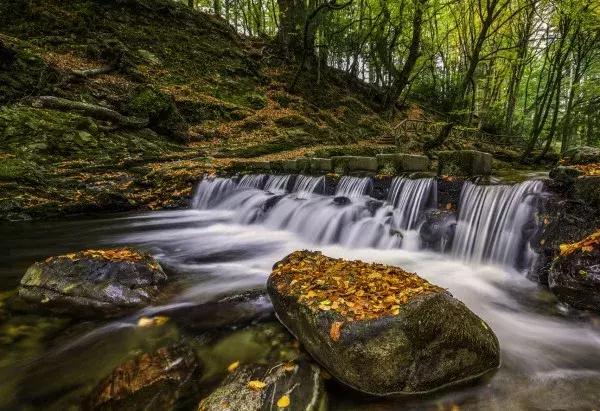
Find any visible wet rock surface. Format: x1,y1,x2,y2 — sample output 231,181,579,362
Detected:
267,251,500,396
548,231,600,311
531,177,600,284
419,209,457,252
18,248,167,318
86,343,201,411
164,289,274,332
198,357,325,411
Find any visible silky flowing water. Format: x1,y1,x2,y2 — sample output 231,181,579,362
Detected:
1,175,599,410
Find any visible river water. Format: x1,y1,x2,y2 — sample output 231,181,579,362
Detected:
1,175,600,410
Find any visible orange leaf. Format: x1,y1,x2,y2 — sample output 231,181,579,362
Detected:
330,321,343,342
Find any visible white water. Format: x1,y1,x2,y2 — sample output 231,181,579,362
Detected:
104,209,600,409
452,180,544,268
193,175,438,250
7,174,600,410
335,176,372,197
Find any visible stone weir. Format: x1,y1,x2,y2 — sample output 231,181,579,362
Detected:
227,150,492,178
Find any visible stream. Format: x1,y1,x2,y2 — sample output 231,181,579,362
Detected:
1,175,600,410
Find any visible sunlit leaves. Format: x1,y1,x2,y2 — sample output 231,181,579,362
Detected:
272,251,443,321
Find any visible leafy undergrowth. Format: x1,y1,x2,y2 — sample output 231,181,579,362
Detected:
271,251,443,322
0,0,393,220
573,163,600,176
559,230,600,257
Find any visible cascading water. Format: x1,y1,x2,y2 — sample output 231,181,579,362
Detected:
451,180,544,268
191,177,237,209
335,176,372,197
190,174,544,270
238,174,267,189
388,177,437,230
264,175,292,193
292,175,324,198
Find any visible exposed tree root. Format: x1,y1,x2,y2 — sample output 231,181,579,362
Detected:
31,96,149,128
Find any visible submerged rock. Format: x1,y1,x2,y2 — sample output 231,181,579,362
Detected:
549,230,600,311
18,248,167,318
86,343,201,411
267,251,500,396
198,357,324,411
164,289,274,332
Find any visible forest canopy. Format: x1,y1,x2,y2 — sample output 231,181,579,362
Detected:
184,0,600,156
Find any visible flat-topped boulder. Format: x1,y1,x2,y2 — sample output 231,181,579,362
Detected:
331,156,378,174
438,150,492,176
549,230,600,312
376,154,430,174
267,251,500,396
18,248,167,318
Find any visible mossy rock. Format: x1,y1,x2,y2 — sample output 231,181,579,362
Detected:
244,93,267,109
18,248,168,318
438,150,492,176
0,157,43,184
267,251,500,395
198,357,325,411
123,86,188,142
548,232,600,312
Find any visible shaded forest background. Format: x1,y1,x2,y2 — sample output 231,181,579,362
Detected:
188,0,600,157
0,0,599,220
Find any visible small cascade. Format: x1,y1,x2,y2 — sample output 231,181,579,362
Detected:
238,174,267,190
192,177,237,209
264,175,292,193
292,175,325,198
190,173,543,269
451,180,544,268
388,177,437,230
335,176,372,198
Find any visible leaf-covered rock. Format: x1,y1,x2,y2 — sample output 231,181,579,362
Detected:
198,357,325,411
18,247,167,318
86,343,201,411
549,230,600,311
267,251,500,396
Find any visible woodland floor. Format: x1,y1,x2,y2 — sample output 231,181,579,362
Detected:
0,0,532,221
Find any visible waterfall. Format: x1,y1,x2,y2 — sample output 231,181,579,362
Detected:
451,180,544,267
388,177,437,230
238,174,267,189
335,176,372,197
192,177,237,209
292,175,325,198
190,174,543,270
264,175,292,193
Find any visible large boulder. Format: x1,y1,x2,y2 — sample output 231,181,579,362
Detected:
561,146,600,165
18,248,167,318
437,150,492,176
86,344,201,410
548,230,600,311
267,251,500,396
198,357,325,411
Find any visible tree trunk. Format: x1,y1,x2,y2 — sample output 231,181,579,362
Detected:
383,0,426,110
277,0,307,57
